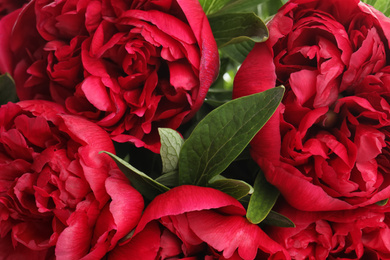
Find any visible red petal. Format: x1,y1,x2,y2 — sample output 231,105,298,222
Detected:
105,172,144,247
108,221,161,260
187,210,289,259
134,185,246,235
58,114,115,155
81,76,112,111
233,43,276,99
176,0,219,119
261,160,353,211
233,43,282,163
55,211,93,259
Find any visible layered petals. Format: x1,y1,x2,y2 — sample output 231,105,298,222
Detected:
0,0,219,153
0,101,144,259
109,185,290,260
267,201,390,259
233,0,390,211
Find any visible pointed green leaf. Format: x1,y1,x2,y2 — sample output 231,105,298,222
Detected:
205,88,233,107
362,0,390,16
208,12,268,48
102,151,169,201
198,0,233,15
118,229,136,245
213,0,268,15
376,198,389,206
220,41,256,64
154,170,179,187
262,210,295,228
208,176,254,200
0,73,18,105
258,0,287,20
159,128,184,174
373,0,390,16
179,86,285,186
246,170,280,224
363,0,376,5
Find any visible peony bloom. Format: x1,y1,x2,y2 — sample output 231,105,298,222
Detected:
233,0,390,211
108,185,290,260
0,0,219,153
266,201,390,260
0,101,144,259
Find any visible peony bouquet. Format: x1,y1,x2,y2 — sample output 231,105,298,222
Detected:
0,0,389,259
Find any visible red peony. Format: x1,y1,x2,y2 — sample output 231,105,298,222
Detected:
233,0,390,211
266,201,390,260
0,0,219,153
108,185,290,260
0,101,144,259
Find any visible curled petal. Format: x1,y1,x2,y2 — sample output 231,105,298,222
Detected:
135,185,246,234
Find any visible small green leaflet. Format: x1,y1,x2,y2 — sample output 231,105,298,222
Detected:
208,175,254,200
178,86,285,186
158,128,184,174
208,12,268,48
220,41,256,64
262,210,295,228
246,170,280,224
102,151,169,201
154,171,179,187
0,73,18,105
376,198,389,206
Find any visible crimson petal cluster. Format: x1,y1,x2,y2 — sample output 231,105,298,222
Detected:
108,185,290,260
0,0,219,153
233,0,390,211
266,201,390,259
0,101,144,259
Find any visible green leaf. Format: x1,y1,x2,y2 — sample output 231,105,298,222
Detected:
178,86,285,186
262,210,295,228
220,40,256,64
154,170,179,187
205,88,233,107
362,0,376,5
159,128,184,174
376,198,389,206
208,175,254,200
198,0,233,15
257,0,286,21
209,12,268,48
246,170,280,224
213,0,268,15
102,151,169,201
0,73,18,105
373,0,390,16
361,0,390,16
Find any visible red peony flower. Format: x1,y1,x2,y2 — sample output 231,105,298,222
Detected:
233,0,390,211
0,0,219,153
266,201,390,260
0,101,144,259
108,185,290,260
